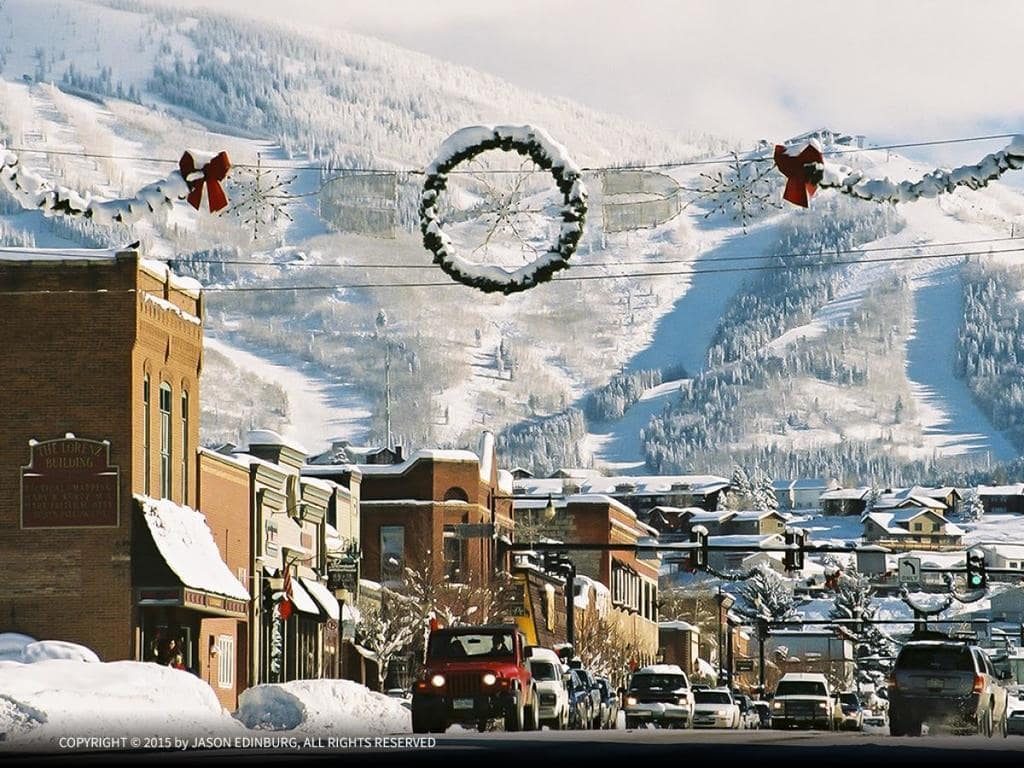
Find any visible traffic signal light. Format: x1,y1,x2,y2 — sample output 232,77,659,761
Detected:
966,549,987,590
784,528,805,572
690,525,708,572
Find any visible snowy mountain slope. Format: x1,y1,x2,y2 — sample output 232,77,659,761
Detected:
2,0,1023,477
586,143,1024,478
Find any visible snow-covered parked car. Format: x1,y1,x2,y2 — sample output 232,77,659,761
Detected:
692,688,741,729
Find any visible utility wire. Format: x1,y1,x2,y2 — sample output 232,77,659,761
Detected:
4,131,1019,174
1,244,1021,295
161,235,1023,270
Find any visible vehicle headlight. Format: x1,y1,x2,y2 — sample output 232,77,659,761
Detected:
626,696,637,706
677,697,688,706
482,673,497,686
772,701,783,710
430,674,445,688
716,709,728,716
817,702,828,710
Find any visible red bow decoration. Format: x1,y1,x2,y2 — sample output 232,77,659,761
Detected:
773,143,824,208
178,150,232,212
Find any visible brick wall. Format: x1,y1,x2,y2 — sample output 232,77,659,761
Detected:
0,252,203,662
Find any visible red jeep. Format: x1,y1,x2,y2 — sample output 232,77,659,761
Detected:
411,625,538,733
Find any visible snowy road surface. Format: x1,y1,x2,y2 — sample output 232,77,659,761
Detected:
29,729,1024,765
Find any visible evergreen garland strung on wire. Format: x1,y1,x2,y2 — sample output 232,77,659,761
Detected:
803,135,1024,205
0,146,232,224
419,124,587,295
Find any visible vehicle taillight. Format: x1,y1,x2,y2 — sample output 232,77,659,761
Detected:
972,675,985,694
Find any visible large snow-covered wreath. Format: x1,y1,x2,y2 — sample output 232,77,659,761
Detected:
0,146,232,223
419,124,587,294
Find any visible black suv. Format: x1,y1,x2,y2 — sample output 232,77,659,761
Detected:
889,641,1010,736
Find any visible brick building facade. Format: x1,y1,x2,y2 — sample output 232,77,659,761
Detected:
304,432,514,587
0,248,248,706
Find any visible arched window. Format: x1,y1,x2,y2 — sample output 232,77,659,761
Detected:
443,487,469,503
159,383,172,499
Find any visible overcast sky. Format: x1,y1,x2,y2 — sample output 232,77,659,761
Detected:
180,0,1022,166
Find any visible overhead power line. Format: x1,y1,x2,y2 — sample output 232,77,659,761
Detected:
4,131,1019,174
163,235,1024,271
1,244,1021,295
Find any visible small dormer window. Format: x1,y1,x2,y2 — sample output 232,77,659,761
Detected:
615,483,635,493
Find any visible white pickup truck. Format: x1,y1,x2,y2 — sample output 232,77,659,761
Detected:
770,673,840,730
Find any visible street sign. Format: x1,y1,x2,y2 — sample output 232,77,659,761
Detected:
327,559,359,592
735,659,754,672
898,556,922,585
455,523,494,539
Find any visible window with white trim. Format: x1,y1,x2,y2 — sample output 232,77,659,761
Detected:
180,391,189,502
159,383,172,499
217,635,234,689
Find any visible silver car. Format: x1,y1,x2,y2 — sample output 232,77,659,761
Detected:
889,641,1010,737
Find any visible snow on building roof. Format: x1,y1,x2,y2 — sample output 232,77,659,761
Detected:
586,475,730,495
299,577,340,621
873,489,946,511
356,449,480,475
135,494,250,601
865,511,961,536
978,484,1024,496
143,293,200,325
689,511,732,523
979,542,1024,559
729,510,787,521
497,469,514,495
708,534,784,547
549,467,604,479
514,478,567,495
245,429,309,457
819,488,870,501
0,245,127,262
287,578,321,616
659,620,697,632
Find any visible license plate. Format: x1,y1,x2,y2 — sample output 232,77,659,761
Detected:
927,678,942,689
454,698,475,710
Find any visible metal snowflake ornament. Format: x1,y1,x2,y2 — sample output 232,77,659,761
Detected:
690,152,781,229
227,153,297,240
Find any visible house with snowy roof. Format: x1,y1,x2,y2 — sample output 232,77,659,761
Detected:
819,487,871,516
861,507,964,552
512,472,731,518
977,484,1024,515
772,478,840,511
872,487,951,514
977,542,1024,576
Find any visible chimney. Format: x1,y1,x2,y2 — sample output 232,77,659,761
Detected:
394,445,404,462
